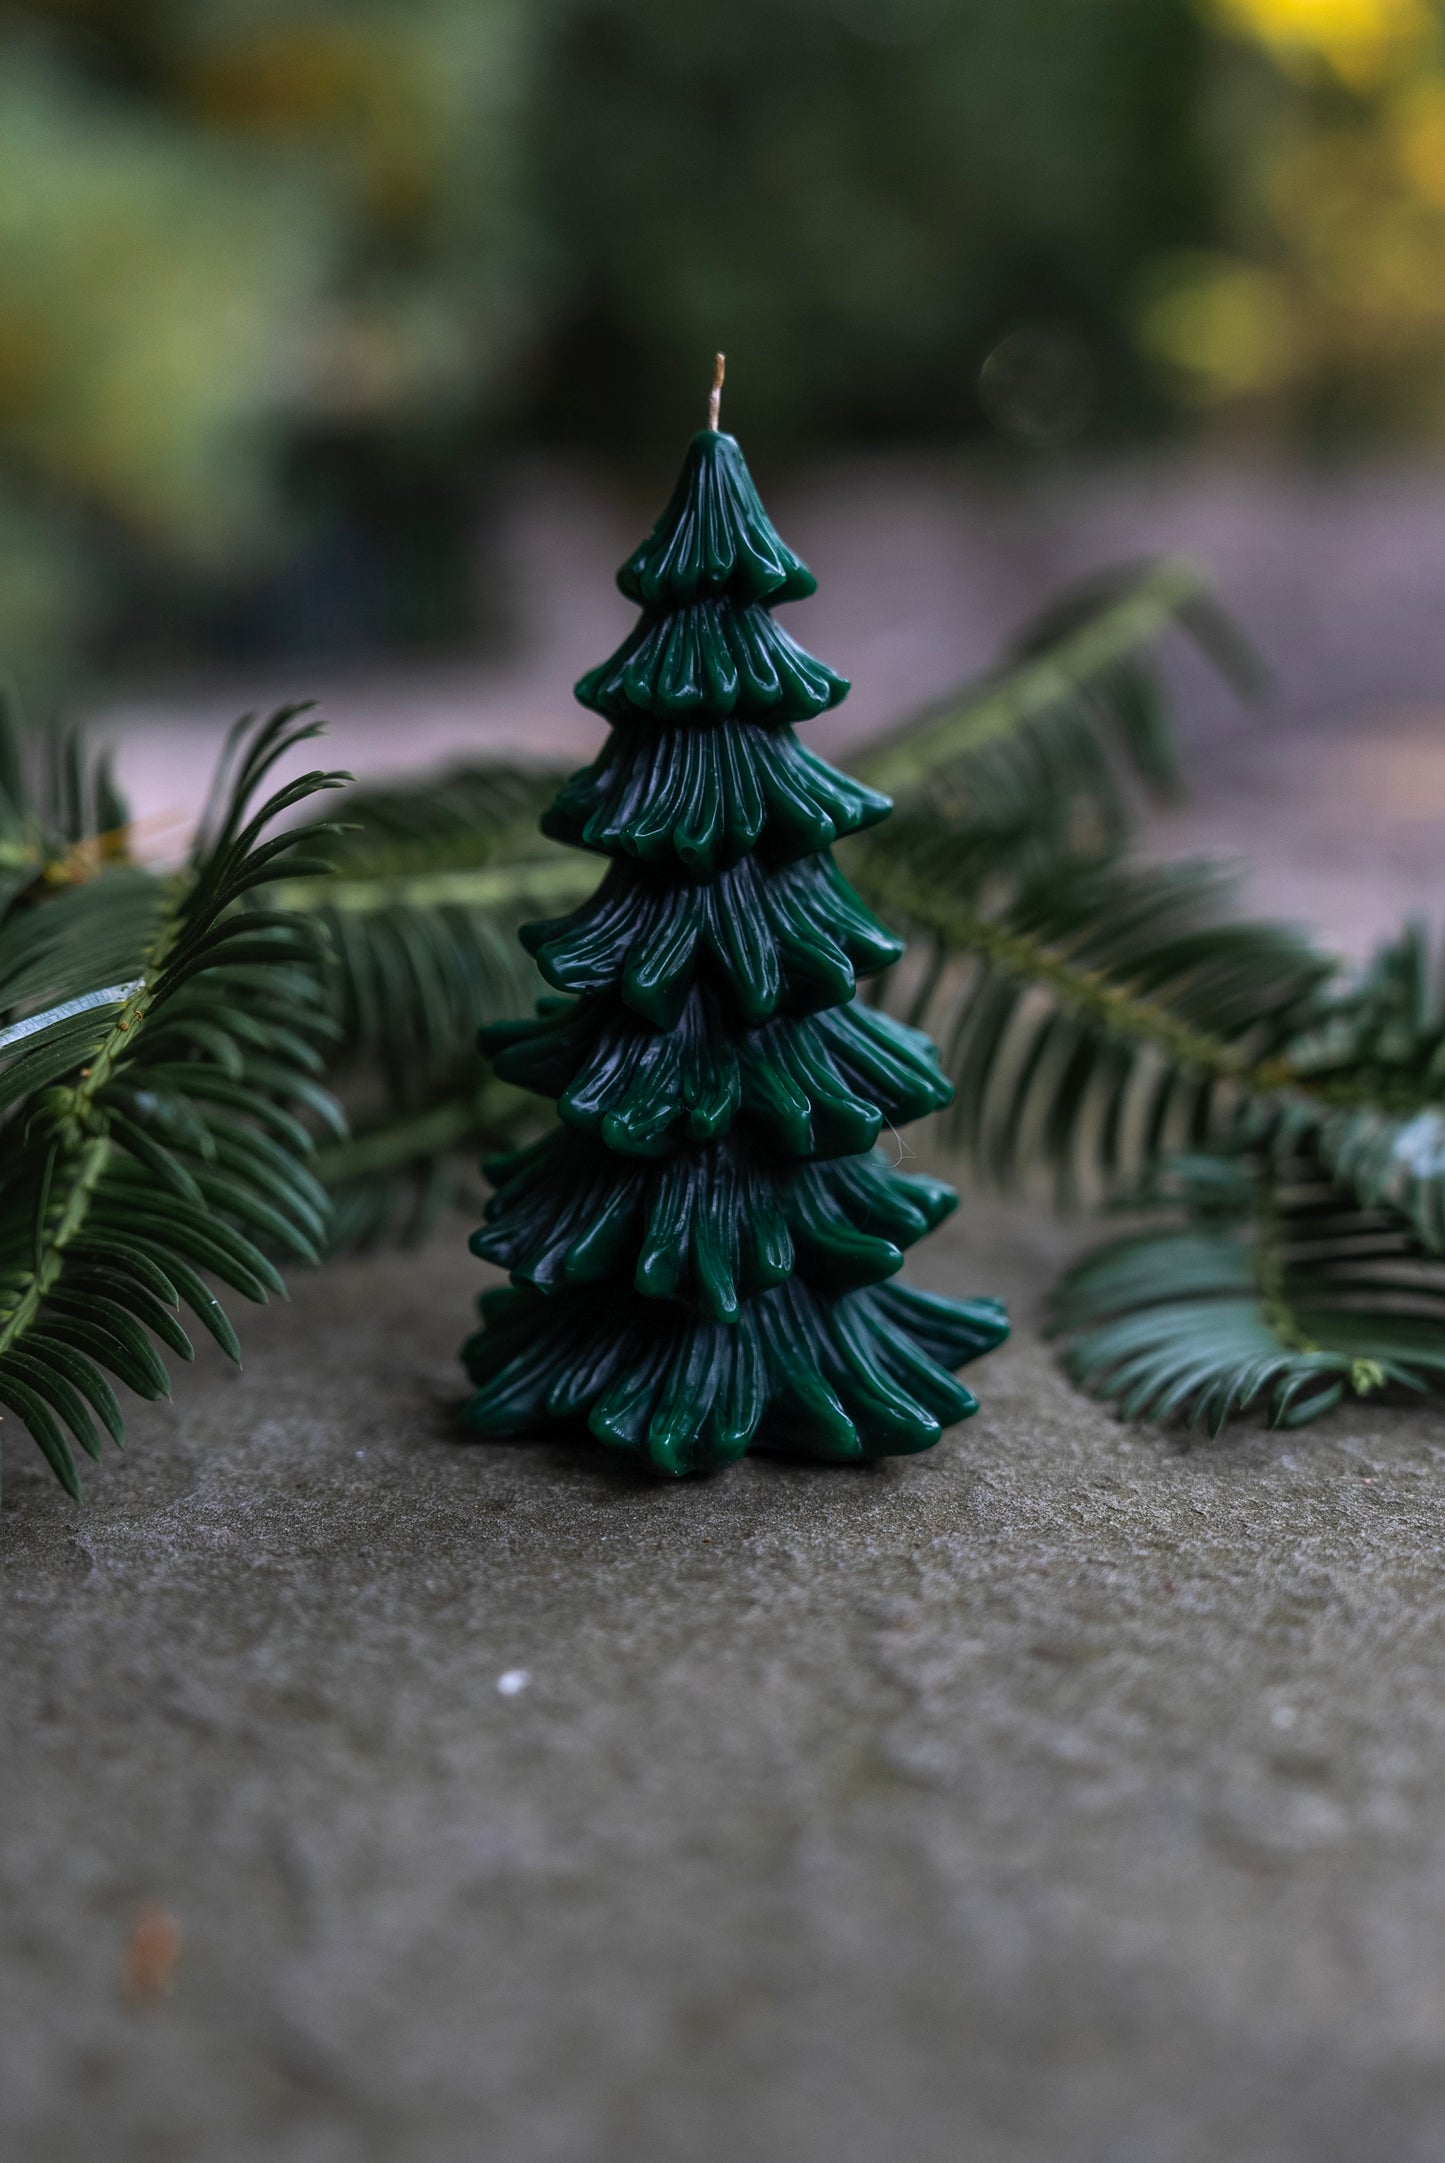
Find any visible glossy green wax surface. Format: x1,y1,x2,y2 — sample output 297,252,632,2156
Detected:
463,425,1006,1476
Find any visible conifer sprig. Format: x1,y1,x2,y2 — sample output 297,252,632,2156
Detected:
854,554,1245,802
862,852,1331,1198
1049,1151,1445,1433
0,705,348,1495
272,762,577,1247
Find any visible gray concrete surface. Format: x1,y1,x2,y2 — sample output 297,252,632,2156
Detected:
7,1195,1445,2163
9,456,1445,2160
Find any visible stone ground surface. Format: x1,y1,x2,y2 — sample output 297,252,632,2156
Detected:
7,455,1445,2160
10,1207,1445,2163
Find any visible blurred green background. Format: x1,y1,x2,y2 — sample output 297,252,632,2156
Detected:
0,0,1441,687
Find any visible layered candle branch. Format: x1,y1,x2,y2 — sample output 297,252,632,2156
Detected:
464,424,1006,1475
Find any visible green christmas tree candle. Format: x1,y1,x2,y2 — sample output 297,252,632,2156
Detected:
464,358,1007,1476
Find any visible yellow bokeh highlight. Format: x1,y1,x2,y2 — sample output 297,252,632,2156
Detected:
1138,2,1445,420
1391,76,1445,201
1140,255,1301,398
1212,0,1431,79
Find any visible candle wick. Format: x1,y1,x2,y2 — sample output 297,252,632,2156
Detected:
707,352,726,431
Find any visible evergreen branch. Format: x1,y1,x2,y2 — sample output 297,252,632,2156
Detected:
1237,926,1445,1250
314,1077,530,1188
861,853,1330,1195
0,980,144,1053
861,860,1280,1086
305,762,565,885
316,1079,535,1253
855,556,1228,798
278,767,586,1131
1314,1107,1445,1252
0,710,349,1497
0,688,140,929
1050,1152,1445,1434
849,558,1258,911
271,772,589,1246
272,856,598,919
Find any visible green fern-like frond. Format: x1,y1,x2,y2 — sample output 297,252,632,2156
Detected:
854,555,1252,855
0,706,348,1496
312,763,562,881
278,760,590,1090
275,761,588,1245
840,560,1334,1199
862,851,1331,1199
37,717,129,859
1257,922,1445,1251
1050,1152,1445,1434
1312,1106,1445,1252
313,1076,535,1252
0,684,136,920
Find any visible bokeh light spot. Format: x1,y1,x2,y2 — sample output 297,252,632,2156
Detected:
977,323,1099,448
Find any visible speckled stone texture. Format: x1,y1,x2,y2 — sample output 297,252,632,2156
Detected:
6,1192,1445,2163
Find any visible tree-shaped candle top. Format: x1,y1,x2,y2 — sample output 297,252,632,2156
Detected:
464,359,1007,1476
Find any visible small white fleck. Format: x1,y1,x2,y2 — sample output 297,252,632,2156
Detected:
355,1450,366,1459
1271,1705,1298,1730
496,1669,531,1697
